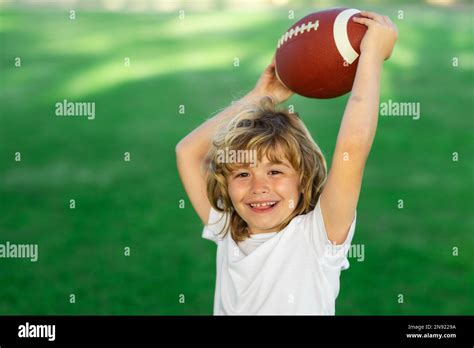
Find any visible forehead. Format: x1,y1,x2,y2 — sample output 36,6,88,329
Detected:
232,156,291,171
222,139,298,174
259,156,290,166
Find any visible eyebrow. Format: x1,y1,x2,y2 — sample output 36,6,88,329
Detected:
230,161,291,173
265,161,291,168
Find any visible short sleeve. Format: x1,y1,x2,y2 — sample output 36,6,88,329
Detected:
305,197,357,270
202,206,228,244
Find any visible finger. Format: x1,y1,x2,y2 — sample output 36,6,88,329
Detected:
265,63,276,77
393,23,399,38
359,10,383,20
359,11,385,24
352,16,375,27
383,15,395,28
386,17,399,36
383,15,393,26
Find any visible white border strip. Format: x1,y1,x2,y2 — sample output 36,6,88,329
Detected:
333,8,361,64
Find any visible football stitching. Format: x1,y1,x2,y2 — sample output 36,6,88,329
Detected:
277,20,319,49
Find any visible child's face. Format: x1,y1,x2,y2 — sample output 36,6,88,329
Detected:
227,156,300,234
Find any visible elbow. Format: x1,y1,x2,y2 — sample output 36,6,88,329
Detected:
176,142,188,163
175,140,183,155
176,135,209,161
176,138,203,162
175,138,189,156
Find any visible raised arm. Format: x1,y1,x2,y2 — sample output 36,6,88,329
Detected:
176,58,293,225
176,93,259,225
320,11,398,244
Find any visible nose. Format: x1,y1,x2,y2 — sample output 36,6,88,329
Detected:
251,174,269,194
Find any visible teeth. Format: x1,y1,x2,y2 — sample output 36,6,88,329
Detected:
250,201,277,208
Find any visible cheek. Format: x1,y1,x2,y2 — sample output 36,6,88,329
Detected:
274,177,300,201
227,181,247,202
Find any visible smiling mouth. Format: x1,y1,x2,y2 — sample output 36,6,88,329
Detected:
247,201,279,213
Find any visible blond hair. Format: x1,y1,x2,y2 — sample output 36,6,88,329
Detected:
205,96,327,242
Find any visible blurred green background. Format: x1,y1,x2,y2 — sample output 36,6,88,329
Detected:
0,0,473,315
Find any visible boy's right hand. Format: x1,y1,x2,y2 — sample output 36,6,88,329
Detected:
352,11,398,62
251,56,294,104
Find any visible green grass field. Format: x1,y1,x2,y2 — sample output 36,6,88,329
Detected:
0,2,473,315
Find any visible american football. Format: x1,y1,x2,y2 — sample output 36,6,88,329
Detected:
275,8,367,99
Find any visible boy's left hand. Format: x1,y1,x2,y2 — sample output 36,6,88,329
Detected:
353,11,398,62
251,56,294,104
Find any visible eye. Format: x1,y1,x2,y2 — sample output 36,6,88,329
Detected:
235,172,249,178
269,170,282,175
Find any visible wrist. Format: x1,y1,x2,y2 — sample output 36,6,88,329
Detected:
360,50,385,65
244,90,274,104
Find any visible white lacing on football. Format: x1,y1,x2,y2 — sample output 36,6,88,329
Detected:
277,20,319,49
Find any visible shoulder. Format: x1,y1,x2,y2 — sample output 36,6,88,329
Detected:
296,197,357,268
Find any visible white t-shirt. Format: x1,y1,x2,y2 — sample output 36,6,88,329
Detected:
238,231,278,256
202,197,357,315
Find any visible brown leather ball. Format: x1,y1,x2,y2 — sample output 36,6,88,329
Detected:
275,8,367,99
